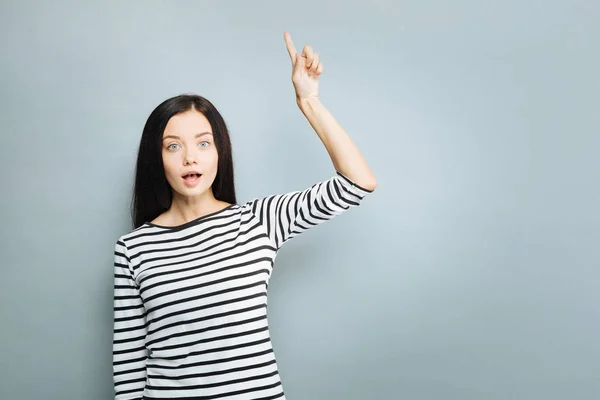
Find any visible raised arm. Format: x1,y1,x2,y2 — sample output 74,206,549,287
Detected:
283,31,377,192
247,170,373,250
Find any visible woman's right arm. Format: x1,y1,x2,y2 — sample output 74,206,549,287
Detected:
113,239,148,399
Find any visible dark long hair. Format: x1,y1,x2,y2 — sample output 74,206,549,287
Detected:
130,94,237,230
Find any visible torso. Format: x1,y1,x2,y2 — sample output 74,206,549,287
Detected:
122,202,286,399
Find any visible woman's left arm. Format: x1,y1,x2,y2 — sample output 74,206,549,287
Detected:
284,31,378,192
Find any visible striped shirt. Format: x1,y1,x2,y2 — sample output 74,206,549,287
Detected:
112,171,374,399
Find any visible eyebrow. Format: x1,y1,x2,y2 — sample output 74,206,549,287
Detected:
162,132,213,141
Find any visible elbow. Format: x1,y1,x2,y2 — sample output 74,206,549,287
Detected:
361,177,378,192
366,179,378,192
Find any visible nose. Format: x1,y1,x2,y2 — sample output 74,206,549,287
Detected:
183,147,199,165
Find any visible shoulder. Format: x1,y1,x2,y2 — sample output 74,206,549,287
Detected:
114,223,148,250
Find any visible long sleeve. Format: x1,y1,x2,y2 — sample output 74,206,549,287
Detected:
112,239,148,399
247,170,374,250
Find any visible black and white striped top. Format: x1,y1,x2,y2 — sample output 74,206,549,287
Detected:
113,171,374,399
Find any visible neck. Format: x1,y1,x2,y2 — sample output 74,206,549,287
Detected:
167,190,228,225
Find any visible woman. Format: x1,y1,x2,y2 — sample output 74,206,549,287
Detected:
113,32,377,400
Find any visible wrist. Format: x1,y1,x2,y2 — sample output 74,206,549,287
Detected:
297,95,320,110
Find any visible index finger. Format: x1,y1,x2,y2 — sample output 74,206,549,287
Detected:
283,31,298,63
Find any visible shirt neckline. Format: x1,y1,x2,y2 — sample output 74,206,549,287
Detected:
144,203,237,231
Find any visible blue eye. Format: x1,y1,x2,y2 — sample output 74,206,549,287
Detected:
167,141,209,151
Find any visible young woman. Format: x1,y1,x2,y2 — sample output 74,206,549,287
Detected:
113,32,377,400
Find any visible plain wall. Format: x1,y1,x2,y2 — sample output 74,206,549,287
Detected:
1,1,598,399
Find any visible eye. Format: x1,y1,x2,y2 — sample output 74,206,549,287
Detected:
199,141,210,148
167,143,180,151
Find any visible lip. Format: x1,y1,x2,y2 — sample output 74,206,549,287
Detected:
181,170,202,178
182,173,202,187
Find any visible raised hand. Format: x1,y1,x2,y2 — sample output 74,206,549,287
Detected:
284,31,323,101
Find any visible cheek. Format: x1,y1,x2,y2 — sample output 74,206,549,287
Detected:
205,149,219,170
162,155,180,182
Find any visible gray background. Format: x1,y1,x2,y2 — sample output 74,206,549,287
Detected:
1,1,599,399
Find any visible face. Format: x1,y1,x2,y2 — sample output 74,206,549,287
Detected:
161,110,218,199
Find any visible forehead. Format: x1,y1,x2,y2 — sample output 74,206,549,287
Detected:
163,110,212,137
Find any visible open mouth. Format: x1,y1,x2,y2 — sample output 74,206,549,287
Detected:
183,173,202,181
